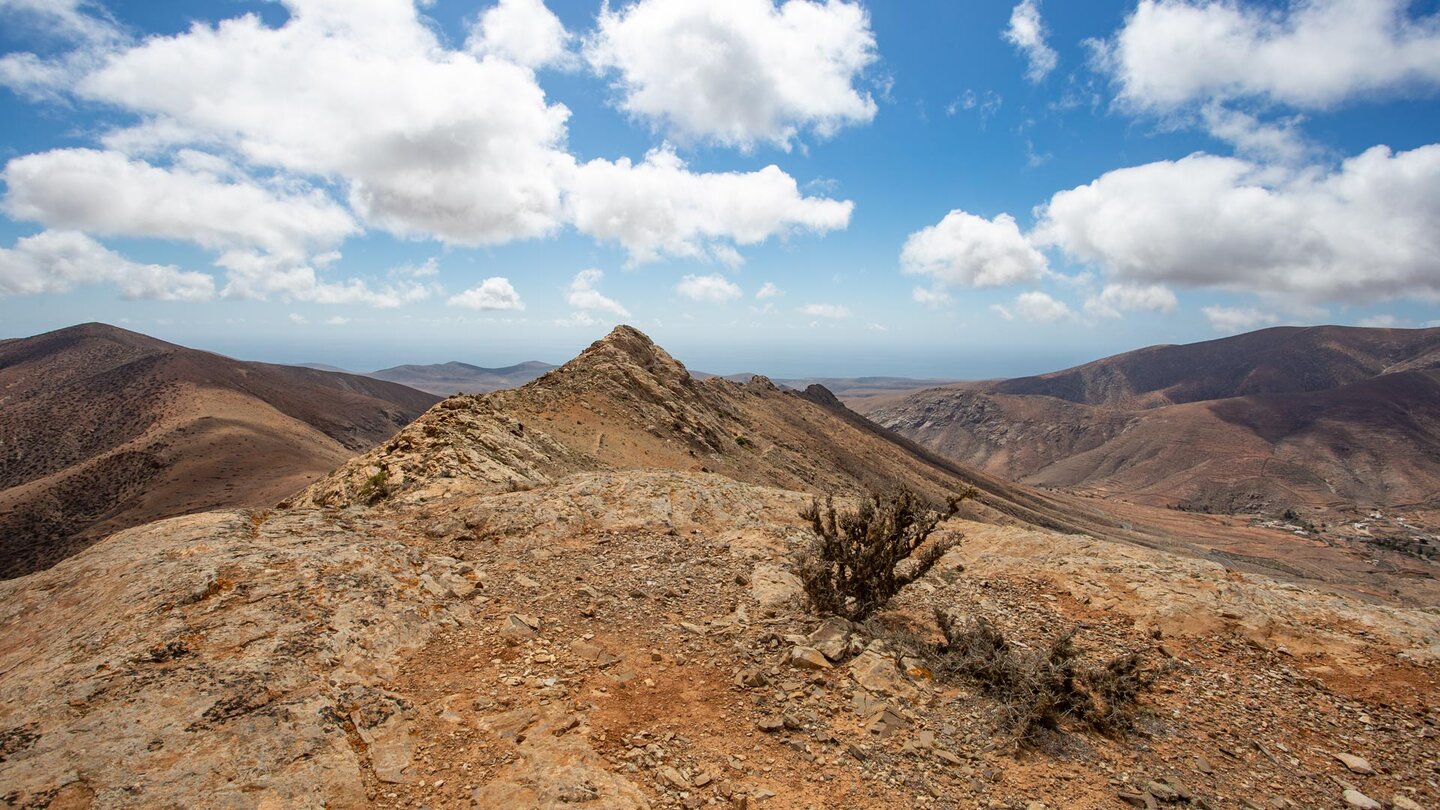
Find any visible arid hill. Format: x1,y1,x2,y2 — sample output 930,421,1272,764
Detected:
0,324,1434,810
0,322,438,577
369,360,557,395
858,326,1440,524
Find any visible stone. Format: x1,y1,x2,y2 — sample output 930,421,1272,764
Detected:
1391,795,1423,810
659,766,690,789
863,705,906,737
807,617,853,661
1195,756,1214,775
789,646,832,670
1333,753,1376,775
1342,789,1382,809
502,614,539,640
757,717,785,732
1117,792,1153,809
848,647,917,699
1147,781,1180,802
750,564,802,607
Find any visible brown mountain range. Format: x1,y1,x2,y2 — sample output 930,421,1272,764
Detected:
367,359,558,395
2,324,1435,809
856,325,1440,521
0,322,438,578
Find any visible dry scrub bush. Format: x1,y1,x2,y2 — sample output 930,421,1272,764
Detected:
930,609,1151,746
798,486,974,621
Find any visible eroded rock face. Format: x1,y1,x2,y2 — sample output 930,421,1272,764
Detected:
0,509,468,807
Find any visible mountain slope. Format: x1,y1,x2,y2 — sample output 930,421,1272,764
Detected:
0,323,438,577
369,359,556,394
294,326,1154,542
858,326,1440,517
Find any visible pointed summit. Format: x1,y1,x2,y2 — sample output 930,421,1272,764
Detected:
547,324,696,395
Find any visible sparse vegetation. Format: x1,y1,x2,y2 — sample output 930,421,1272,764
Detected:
735,435,753,449
797,486,973,621
358,469,391,505
927,609,1152,746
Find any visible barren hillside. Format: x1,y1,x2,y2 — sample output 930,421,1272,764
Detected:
859,326,1440,528
0,323,438,577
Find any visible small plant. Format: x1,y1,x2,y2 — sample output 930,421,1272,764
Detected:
735,435,753,449
929,610,1151,746
797,486,971,621
357,469,390,505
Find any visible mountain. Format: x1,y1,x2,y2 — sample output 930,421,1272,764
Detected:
368,359,557,395
0,323,439,578
693,371,958,402
2,324,1434,810
857,325,1440,518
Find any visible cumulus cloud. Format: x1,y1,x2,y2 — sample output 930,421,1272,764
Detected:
1003,0,1058,83
1083,283,1178,318
992,290,1072,322
566,268,630,316
0,0,861,303
0,0,123,100
755,281,782,299
1101,0,1440,111
466,0,572,70
0,230,214,301
74,1,576,247
448,277,525,310
568,146,853,265
1202,305,1278,333
900,210,1049,290
585,0,878,150
216,250,433,308
675,273,742,303
801,302,850,319
1034,144,1440,303
2,148,358,258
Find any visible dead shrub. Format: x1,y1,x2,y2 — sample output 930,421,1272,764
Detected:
930,609,1152,746
797,486,973,621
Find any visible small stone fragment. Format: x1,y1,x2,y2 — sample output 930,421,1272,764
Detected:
1342,789,1382,809
788,646,831,670
1333,753,1376,775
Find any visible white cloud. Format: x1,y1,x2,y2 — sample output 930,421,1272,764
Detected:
74,0,575,247
584,0,878,150
0,0,863,300
900,209,1049,289
1083,283,1178,318
289,312,308,325
0,0,123,100
912,287,952,306
566,268,630,317
325,315,350,325
994,290,1072,322
466,0,571,70
801,302,850,319
216,251,433,308
2,148,358,258
448,277,525,310
0,230,214,301
675,273,742,303
1034,144,1440,304
755,281,782,299
1202,305,1278,333
1101,0,1440,111
392,257,440,278
1196,104,1310,164
1003,0,1058,83
567,146,852,265
553,310,598,327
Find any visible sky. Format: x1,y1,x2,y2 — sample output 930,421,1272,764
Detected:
1,0,1438,378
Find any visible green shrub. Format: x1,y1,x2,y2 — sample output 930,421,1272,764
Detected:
358,469,390,505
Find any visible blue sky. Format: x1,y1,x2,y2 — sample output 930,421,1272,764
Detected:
1,0,1438,377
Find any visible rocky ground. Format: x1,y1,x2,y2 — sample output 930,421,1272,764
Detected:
2,470,1435,809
